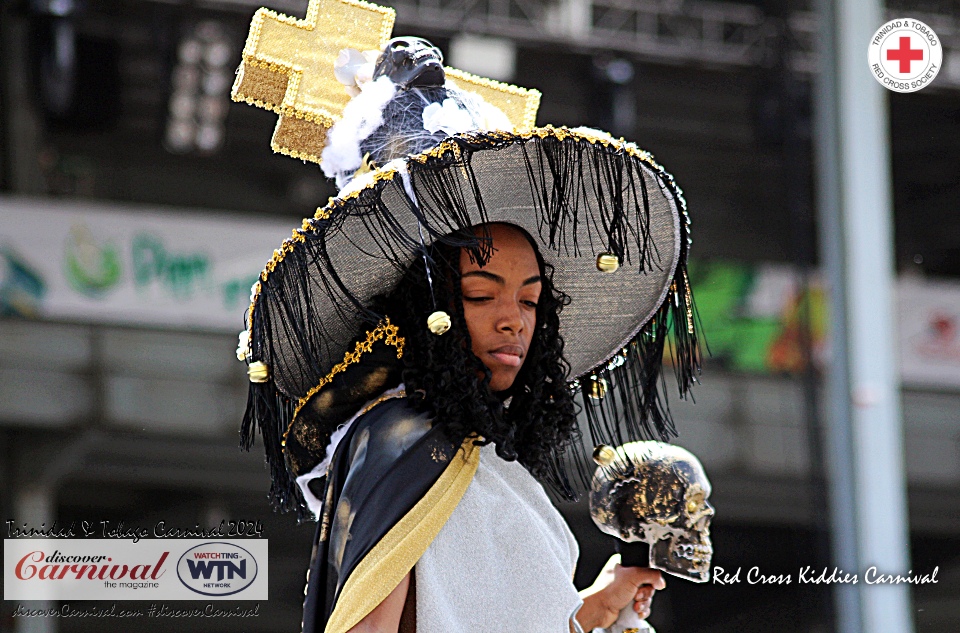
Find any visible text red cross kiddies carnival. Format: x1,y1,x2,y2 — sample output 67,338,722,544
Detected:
887,36,924,73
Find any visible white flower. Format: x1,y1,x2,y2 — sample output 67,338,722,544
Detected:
422,99,476,136
236,330,251,361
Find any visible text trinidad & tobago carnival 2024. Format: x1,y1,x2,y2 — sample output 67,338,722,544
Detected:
6,519,264,542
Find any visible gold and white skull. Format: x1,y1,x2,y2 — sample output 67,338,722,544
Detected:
589,441,714,582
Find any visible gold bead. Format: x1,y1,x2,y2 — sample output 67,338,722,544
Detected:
588,376,608,400
247,361,270,383
593,444,616,467
596,253,620,273
427,311,452,335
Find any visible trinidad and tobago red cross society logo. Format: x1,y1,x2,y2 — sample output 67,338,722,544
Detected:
869,18,942,93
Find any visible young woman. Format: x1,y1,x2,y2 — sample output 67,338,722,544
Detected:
295,223,666,633
234,29,701,633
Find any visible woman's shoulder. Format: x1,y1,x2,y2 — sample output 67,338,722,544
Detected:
344,388,435,462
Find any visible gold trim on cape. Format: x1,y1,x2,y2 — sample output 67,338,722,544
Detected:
324,437,480,633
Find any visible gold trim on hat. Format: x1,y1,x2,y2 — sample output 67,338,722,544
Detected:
282,318,405,447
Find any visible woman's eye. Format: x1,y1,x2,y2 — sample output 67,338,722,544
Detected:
463,296,492,302
522,300,539,308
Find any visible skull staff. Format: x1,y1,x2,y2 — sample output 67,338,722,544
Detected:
590,441,715,633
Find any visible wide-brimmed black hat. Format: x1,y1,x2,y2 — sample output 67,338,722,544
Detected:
239,126,702,510
232,1,702,514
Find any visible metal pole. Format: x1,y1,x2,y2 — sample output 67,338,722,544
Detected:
812,1,863,630
813,0,915,631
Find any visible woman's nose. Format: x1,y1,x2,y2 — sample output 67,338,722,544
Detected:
495,299,524,333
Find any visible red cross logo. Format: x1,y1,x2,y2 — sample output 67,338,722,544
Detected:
887,36,924,73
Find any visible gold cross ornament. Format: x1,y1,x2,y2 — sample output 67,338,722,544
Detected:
232,0,541,164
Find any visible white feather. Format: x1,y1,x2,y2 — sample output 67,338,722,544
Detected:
321,75,397,182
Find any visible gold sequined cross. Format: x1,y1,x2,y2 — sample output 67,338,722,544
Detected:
232,0,395,163
232,0,540,164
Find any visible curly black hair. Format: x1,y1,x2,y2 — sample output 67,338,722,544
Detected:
370,224,582,499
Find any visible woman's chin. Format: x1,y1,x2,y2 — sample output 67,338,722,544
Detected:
489,373,519,393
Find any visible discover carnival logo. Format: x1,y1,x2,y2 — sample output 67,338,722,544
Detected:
14,549,168,584
869,18,942,93
4,538,267,600
176,542,258,597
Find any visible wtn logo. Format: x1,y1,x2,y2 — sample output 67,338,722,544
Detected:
185,558,247,581
176,543,258,597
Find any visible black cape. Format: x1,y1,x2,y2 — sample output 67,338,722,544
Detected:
301,395,477,633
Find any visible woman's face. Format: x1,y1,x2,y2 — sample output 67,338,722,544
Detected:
459,224,542,392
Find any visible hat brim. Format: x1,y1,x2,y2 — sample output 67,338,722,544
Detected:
248,126,689,401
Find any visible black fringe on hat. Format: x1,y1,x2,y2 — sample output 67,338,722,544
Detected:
240,129,703,516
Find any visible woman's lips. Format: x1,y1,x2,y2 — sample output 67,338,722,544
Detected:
488,346,523,367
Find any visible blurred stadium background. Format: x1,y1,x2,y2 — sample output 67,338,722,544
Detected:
1,0,958,631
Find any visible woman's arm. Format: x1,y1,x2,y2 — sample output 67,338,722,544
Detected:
346,572,411,633
575,555,665,631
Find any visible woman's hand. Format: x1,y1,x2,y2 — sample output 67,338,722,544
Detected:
575,554,665,631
